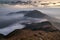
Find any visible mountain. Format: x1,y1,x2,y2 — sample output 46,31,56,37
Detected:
23,21,58,31
8,10,47,18
0,10,60,40
24,10,60,30
0,10,46,28
0,21,59,39
7,11,29,15
24,10,47,18
0,28,60,40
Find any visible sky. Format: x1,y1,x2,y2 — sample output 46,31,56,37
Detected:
30,0,60,1
0,0,60,1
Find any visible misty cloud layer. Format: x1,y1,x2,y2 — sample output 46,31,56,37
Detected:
0,2,60,35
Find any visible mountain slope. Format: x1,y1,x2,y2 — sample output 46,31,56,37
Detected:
0,29,60,40
0,10,60,40
0,21,59,40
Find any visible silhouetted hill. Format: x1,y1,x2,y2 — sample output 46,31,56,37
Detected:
7,11,29,15
23,21,58,32
24,10,47,18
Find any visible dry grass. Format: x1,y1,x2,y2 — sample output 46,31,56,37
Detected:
0,29,60,40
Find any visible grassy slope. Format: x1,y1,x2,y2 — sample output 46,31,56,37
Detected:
0,29,60,40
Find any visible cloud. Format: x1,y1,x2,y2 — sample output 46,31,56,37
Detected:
0,0,30,4
0,23,25,35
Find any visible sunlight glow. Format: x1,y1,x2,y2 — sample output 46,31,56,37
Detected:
13,5,34,8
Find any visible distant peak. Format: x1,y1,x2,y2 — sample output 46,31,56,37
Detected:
24,10,46,18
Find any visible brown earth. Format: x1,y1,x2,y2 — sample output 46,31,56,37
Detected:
0,29,60,40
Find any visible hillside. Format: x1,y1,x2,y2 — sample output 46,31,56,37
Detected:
0,29,60,40
0,21,60,40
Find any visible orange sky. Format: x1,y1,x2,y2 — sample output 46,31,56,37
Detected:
31,0,60,2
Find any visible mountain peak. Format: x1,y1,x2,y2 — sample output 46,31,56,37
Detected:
24,10,46,18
